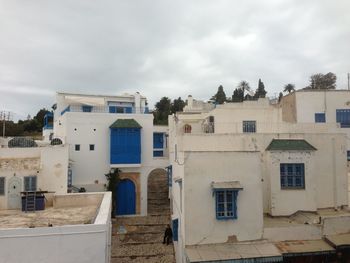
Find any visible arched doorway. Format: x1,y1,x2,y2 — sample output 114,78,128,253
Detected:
116,179,136,216
147,169,168,215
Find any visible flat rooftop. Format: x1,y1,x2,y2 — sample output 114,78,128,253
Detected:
0,205,98,229
264,208,350,228
0,192,106,229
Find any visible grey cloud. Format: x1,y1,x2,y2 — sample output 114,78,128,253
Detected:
0,0,350,119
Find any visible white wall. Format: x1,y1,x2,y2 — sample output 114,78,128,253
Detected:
267,151,317,216
63,112,154,188
0,192,111,263
183,151,264,245
0,145,69,209
180,133,348,213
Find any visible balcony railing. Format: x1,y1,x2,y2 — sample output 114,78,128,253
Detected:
61,105,150,115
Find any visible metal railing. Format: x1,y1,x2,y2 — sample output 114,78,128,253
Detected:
61,105,150,115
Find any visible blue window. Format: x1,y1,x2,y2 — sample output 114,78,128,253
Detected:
166,165,172,187
280,163,305,189
243,121,256,133
153,133,164,149
215,190,238,219
24,176,37,191
347,151,350,161
110,128,141,164
43,112,53,129
125,107,132,113
172,218,178,241
109,106,133,114
315,113,325,123
82,105,92,112
336,109,350,128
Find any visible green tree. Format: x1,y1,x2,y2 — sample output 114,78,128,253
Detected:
283,83,295,93
105,168,121,217
278,92,283,102
306,72,336,89
153,97,171,125
211,85,227,104
34,108,50,128
171,97,185,113
254,79,267,98
232,88,244,102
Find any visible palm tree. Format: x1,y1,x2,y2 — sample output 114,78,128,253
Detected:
283,83,295,93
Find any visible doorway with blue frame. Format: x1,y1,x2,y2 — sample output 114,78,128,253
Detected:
116,179,136,216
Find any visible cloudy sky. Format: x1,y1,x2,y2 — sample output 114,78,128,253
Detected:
0,0,350,120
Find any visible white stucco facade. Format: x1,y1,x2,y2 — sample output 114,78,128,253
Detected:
51,92,169,216
0,144,69,210
169,96,349,263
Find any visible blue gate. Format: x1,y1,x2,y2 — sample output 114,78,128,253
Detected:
116,179,136,216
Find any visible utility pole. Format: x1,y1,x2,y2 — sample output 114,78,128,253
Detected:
348,73,350,90
0,111,11,137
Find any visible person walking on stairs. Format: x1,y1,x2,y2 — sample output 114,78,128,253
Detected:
163,224,173,245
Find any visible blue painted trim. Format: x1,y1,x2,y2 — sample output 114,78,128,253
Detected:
61,106,70,115
172,218,178,241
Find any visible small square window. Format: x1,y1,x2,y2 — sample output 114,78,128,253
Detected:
243,121,256,133
75,144,80,151
89,144,95,151
0,177,5,195
347,151,350,161
315,113,326,123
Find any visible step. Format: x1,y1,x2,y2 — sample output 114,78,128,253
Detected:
111,254,175,263
111,243,175,258
112,224,167,235
114,215,170,226
113,232,164,245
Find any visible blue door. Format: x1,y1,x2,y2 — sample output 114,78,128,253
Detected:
116,179,136,215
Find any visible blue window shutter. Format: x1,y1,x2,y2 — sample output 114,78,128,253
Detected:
153,133,164,149
110,128,141,164
172,219,178,241
109,106,116,113
125,107,132,113
336,109,350,128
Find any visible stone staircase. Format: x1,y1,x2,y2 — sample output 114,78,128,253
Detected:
111,170,175,263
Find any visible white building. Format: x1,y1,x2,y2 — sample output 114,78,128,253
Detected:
169,94,350,262
281,89,350,157
51,92,168,216
0,137,68,210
